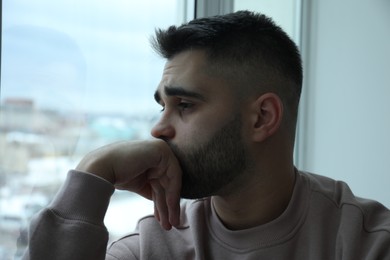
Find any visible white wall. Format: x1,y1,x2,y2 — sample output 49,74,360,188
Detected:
297,0,390,207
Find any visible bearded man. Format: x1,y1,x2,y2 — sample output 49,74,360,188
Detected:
23,11,390,260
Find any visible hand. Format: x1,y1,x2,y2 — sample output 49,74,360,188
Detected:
76,139,182,230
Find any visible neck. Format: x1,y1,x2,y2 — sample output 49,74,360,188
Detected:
211,164,296,230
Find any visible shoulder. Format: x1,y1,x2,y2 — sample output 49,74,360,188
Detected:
107,198,210,259
301,171,390,234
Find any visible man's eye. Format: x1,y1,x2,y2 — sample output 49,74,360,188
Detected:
160,106,165,112
178,102,194,111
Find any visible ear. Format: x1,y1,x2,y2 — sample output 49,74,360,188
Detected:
249,93,283,142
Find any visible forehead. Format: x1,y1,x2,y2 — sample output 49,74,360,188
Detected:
160,50,207,87
156,50,233,99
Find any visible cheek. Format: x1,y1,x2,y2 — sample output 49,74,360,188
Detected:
180,124,207,145
176,120,216,147
175,107,233,145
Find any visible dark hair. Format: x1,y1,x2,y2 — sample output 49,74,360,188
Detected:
151,10,302,127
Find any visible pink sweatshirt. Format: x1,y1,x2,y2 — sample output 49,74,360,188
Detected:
22,170,390,259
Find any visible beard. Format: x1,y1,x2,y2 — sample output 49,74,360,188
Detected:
168,114,247,199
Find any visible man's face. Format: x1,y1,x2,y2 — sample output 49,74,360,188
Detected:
151,50,248,199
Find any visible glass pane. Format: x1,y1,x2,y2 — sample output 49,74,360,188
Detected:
0,0,189,257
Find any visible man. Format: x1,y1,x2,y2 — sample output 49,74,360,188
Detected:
23,11,390,259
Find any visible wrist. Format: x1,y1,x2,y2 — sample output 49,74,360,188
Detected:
76,154,115,184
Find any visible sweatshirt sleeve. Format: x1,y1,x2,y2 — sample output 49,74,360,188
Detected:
21,170,115,260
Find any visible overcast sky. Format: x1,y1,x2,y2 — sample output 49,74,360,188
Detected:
2,0,181,114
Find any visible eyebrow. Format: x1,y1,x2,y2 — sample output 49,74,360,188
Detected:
154,86,206,104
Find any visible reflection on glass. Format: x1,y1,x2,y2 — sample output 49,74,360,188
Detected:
0,0,185,257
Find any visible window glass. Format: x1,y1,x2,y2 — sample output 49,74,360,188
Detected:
0,0,189,257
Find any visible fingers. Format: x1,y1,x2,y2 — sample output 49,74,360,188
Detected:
151,180,172,230
149,160,182,230
164,162,181,227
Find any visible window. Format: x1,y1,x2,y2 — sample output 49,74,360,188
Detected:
0,0,192,257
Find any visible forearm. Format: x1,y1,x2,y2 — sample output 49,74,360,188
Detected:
22,170,115,260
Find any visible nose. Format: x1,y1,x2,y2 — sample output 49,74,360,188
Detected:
150,116,175,140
